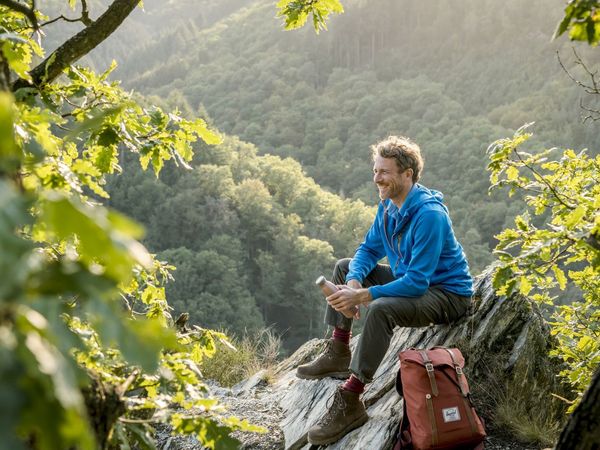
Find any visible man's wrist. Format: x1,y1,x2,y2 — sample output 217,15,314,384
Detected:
346,279,362,289
358,288,372,305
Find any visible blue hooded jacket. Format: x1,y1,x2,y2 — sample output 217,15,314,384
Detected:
346,184,473,299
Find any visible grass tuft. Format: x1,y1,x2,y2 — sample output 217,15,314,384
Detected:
469,358,565,447
200,328,282,387
494,388,561,446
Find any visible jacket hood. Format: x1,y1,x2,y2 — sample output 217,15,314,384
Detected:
384,184,447,232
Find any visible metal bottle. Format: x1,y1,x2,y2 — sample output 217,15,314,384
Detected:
315,275,338,296
316,275,357,318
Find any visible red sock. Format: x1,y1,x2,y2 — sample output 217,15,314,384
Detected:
343,375,365,394
332,327,351,345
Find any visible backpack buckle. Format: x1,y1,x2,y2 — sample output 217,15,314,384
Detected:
456,367,463,375
425,363,434,372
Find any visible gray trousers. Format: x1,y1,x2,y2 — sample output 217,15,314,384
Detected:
324,258,471,383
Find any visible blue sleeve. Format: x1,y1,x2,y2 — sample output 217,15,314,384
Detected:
346,206,386,284
368,210,448,299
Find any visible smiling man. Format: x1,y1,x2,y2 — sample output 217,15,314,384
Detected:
297,135,474,446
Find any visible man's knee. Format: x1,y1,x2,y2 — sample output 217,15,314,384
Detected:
366,297,418,328
335,258,351,272
366,299,386,316
364,299,395,328
332,258,352,281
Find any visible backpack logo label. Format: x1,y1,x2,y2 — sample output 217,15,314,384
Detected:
442,407,461,423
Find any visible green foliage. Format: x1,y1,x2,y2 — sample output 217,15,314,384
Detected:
276,0,344,33
0,7,43,83
487,124,600,409
554,0,600,45
72,314,263,450
0,2,257,449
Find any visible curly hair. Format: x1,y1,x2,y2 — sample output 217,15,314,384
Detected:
371,135,424,183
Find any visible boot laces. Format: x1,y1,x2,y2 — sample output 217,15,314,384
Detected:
321,389,347,425
324,340,335,356
316,340,336,361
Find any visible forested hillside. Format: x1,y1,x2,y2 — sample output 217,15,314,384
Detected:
108,137,374,349
93,0,599,275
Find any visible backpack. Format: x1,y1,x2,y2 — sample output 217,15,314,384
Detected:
393,347,486,450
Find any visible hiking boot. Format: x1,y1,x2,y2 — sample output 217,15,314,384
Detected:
296,340,351,380
308,387,368,445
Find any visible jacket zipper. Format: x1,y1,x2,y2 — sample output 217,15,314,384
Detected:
383,206,402,271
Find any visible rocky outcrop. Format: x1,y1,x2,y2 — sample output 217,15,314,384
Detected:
159,269,569,450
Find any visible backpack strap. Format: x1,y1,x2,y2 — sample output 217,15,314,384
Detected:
395,364,404,396
440,350,480,437
425,394,439,446
418,350,438,397
443,348,468,396
395,398,413,450
461,396,480,437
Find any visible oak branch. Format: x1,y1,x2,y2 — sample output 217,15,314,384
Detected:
12,0,140,91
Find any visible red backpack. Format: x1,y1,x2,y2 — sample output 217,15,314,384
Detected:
393,347,486,450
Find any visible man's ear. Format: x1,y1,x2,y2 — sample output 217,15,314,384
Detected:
405,168,414,180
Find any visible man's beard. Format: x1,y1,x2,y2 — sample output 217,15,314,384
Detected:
377,179,403,200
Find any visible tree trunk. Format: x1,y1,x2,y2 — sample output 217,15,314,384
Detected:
554,368,600,450
0,54,11,91
82,375,126,450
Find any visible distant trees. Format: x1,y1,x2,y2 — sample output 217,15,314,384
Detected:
159,246,264,332
108,0,600,275
108,137,374,350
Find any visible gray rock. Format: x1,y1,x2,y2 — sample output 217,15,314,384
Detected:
232,369,270,397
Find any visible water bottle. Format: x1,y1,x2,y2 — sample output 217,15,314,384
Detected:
315,275,339,296
315,275,357,318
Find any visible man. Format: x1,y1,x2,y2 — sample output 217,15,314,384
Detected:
296,135,473,446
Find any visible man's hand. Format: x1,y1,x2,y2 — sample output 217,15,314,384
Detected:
327,285,372,319
341,280,363,318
